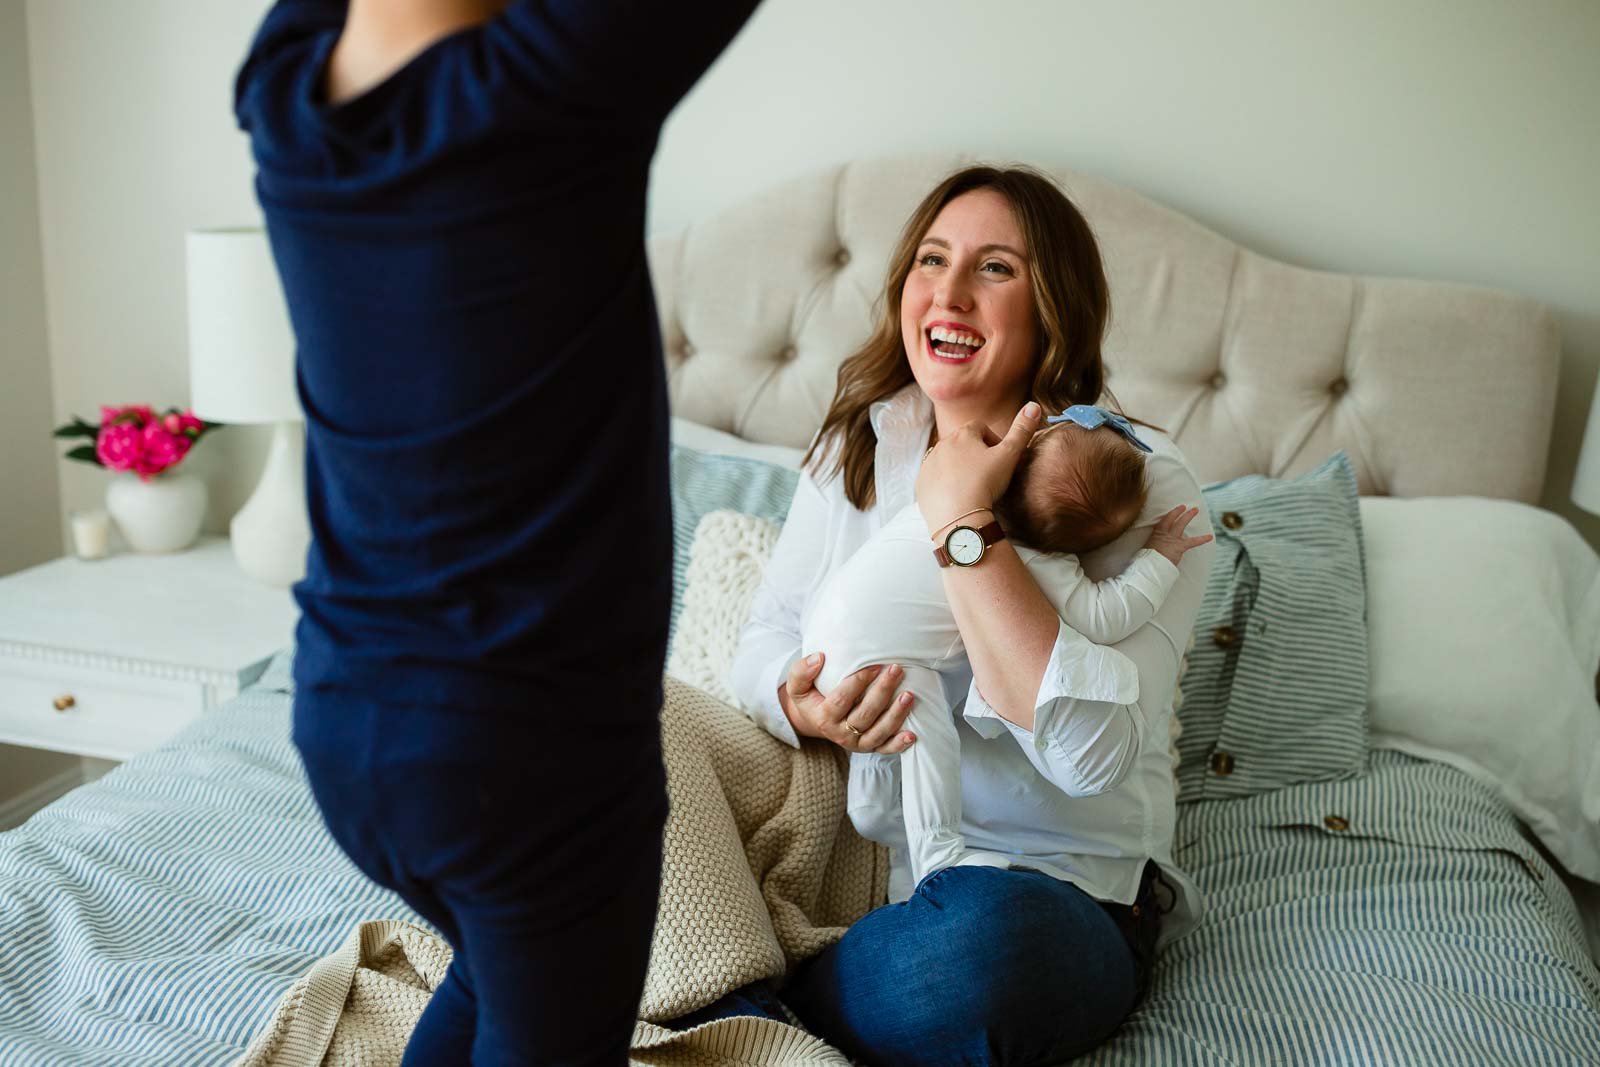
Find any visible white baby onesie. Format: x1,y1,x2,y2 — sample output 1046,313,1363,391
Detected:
802,500,1181,887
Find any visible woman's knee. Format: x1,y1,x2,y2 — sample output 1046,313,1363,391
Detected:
798,867,1138,1065
929,870,1133,999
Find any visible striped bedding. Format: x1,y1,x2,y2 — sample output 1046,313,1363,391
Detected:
1091,754,1600,1065
0,650,1596,1065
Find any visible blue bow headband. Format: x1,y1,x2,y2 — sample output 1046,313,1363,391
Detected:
1044,405,1153,453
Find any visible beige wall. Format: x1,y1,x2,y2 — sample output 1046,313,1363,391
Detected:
0,0,82,802
16,0,1600,550
1,0,62,575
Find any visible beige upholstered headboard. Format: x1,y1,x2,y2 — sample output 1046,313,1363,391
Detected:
649,154,1560,501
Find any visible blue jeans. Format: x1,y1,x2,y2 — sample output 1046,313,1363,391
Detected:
294,689,668,1066
673,863,1162,1067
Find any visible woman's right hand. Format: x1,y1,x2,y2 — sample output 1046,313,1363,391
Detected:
778,654,918,755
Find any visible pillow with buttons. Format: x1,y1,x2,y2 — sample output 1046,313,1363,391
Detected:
1176,451,1369,802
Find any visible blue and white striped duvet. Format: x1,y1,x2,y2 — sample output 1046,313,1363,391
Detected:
1091,752,1600,1065
0,649,1596,1065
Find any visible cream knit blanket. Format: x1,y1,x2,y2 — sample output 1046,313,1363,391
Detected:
234,677,889,1066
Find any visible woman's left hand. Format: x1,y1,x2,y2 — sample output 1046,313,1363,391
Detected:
916,401,1043,537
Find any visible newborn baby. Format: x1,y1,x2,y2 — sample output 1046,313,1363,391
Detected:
801,405,1208,886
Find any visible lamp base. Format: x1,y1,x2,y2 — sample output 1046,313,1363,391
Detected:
231,420,310,588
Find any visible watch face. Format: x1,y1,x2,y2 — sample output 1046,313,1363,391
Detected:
947,526,984,566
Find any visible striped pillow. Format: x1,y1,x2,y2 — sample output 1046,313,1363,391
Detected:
1176,451,1369,802
668,444,799,644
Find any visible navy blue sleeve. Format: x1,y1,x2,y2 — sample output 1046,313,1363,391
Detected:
234,0,759,171
496,0,763,124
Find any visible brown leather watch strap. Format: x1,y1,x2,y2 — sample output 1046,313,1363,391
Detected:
933,520,1006,567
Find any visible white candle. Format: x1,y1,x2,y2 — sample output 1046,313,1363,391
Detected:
69,508,112,560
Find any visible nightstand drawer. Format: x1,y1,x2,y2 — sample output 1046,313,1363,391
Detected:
0,654,204,761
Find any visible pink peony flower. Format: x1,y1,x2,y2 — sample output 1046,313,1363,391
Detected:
96,422,145,474
99,403,156,429
138,423,192,479
160,410,205,437
76,405,210,480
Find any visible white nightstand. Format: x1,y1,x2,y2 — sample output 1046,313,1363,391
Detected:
0,536,300,762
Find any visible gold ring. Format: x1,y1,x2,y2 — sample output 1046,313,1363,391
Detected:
844,722,862,738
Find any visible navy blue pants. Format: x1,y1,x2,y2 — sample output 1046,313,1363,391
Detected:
672,862,1165,1067
293,690,668,1066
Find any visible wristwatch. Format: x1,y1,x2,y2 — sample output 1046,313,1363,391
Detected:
933,520,1006,568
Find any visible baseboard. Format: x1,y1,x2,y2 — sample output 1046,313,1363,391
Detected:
0,765,86,831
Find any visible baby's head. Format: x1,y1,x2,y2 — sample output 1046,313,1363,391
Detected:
992,421,1149,555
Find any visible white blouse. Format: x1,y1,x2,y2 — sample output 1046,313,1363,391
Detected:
727,384,1216,949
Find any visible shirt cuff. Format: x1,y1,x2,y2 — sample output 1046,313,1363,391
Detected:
1133,547,1181,596
751,647,803,749
963,618,1141,740
1031,618,1140,737
961,683,1011,740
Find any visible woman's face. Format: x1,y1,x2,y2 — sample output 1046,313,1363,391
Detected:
900,188,1039,417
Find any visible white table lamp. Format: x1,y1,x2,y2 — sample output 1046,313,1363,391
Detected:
1574,376,1600,518
186,228,309,588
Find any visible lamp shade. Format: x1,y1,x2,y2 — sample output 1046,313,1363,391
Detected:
186,228,301,424
1573,374,1600,516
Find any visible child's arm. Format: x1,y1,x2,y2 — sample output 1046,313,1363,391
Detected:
1056,505,1213,644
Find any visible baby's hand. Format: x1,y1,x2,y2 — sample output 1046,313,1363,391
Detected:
1144,505,1213,566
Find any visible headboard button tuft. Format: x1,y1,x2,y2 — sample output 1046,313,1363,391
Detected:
1210,372,1226,389
835,249,851,267
1330,377,1349,396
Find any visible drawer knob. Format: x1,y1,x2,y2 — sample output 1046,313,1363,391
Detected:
53,694,76,712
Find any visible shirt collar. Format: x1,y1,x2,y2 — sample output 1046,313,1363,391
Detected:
868,382,934,442
868,383,934,520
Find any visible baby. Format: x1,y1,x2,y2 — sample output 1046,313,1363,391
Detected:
801,405,1206,886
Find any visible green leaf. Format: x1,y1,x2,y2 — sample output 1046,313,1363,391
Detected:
52,415,100,438
65,445,102,464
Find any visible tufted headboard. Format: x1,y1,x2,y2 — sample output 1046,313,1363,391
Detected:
649,154,1560,501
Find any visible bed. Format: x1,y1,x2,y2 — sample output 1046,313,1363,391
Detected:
1,155,1597,1065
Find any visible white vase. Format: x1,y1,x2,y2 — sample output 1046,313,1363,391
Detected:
105,469,208,554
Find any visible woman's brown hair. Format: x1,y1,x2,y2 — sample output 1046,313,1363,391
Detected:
801,163,1150,511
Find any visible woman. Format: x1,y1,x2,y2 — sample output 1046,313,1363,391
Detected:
719,165,1216,1065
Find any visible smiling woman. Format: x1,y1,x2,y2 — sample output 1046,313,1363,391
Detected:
902,190,1041,433
724,164,1218,1064
802,165,1126,513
